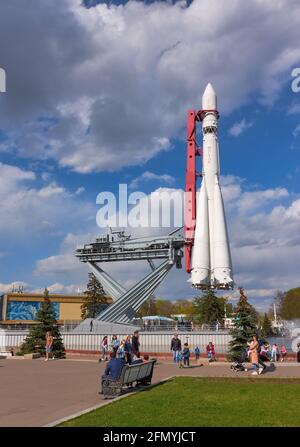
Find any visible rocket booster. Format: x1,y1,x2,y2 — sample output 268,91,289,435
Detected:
190,83,233,290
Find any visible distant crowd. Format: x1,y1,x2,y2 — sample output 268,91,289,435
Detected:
170,333,216,367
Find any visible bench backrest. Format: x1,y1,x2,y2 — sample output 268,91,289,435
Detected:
119,360,156,384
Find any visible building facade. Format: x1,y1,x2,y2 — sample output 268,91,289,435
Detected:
0,293,111,326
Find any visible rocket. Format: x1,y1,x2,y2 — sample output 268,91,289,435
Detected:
190,83,233,290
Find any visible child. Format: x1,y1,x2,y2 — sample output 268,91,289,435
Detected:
271,343,279,362
280,345,287,362
182,343,190,367
178,351,183,368
195,346,200,361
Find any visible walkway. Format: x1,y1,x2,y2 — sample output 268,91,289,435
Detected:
0,357,299,427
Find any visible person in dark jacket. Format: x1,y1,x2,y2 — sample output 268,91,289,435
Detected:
182,343,190,367
132,352,143,365
131,331,140,356
124,335,133,364
170,334,182,363
100,351,125,396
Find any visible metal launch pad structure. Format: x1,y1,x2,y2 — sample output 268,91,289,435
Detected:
75,229,185,324
75,83,233,325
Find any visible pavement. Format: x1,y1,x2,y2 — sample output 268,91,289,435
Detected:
0,357,300,427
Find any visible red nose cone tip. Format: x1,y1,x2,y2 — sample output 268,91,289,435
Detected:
202,82,217,110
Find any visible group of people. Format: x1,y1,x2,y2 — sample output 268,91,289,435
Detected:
247,335,289,375
258,342,287,362
99,331,141,365
170,334,217,367
100,331,152,394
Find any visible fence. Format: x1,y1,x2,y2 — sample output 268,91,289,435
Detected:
0,330,232,354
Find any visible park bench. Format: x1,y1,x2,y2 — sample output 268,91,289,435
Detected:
100,359,157,399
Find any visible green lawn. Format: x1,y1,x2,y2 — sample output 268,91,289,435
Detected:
60,377,300,427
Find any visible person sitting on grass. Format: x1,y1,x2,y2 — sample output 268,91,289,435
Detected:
100,351,125,397
182,343,191,367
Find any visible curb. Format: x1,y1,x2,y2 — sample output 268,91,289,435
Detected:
43,376,175,427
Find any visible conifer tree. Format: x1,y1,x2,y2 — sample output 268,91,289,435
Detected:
81,273,108,319
20,288,65,358
228,287,258,361
261,313,274,337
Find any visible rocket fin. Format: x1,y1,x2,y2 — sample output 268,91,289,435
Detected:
212,179,233,289
190,179,211,287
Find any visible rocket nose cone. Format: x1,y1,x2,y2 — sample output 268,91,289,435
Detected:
202,82,217,110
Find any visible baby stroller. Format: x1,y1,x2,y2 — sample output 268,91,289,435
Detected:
230,349,248,372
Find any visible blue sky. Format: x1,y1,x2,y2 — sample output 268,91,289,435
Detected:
0,0,300,311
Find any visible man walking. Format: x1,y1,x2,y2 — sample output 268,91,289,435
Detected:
170,334,182,363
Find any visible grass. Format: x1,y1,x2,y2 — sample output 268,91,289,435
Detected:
60,377,300,427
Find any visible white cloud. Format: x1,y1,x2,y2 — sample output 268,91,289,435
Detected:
1,0,300,172
287,103,300,115
228,119,254,137
293,123,300,137
0,281,29,294
129,171,175,189
0,163,95,237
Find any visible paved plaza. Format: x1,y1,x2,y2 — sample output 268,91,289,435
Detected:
0,357,300,427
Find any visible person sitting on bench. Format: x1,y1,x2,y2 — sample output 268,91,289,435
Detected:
100,350,125,395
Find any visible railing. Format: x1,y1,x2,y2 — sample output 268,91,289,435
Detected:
0,329,232,353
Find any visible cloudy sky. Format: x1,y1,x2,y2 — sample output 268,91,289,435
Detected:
0,0,300,311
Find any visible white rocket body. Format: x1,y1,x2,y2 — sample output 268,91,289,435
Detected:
190,83,233,290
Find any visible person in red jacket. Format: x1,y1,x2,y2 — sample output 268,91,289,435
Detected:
206,341,216,362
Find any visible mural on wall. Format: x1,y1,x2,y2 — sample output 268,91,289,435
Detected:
6,301,59,320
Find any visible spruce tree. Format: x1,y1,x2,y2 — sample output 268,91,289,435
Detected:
81,273,108,319
20,288,65,358
228,287,258,361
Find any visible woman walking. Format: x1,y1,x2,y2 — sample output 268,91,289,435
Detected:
248,335,262,375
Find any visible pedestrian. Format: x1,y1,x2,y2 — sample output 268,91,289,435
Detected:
117,339,126,360
124,335,133,364
271,343,279,362
132,331,140,356
280,344,287,362
182,343,190,367
100,335,108,361
170,334,182,363
178,350,183,368
206,341,216,362
90,320,93,332
195,346,200,361
110,335,120,353
248,334,262,375
45,331,54,361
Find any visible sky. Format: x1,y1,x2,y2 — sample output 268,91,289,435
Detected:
0,0,300,311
